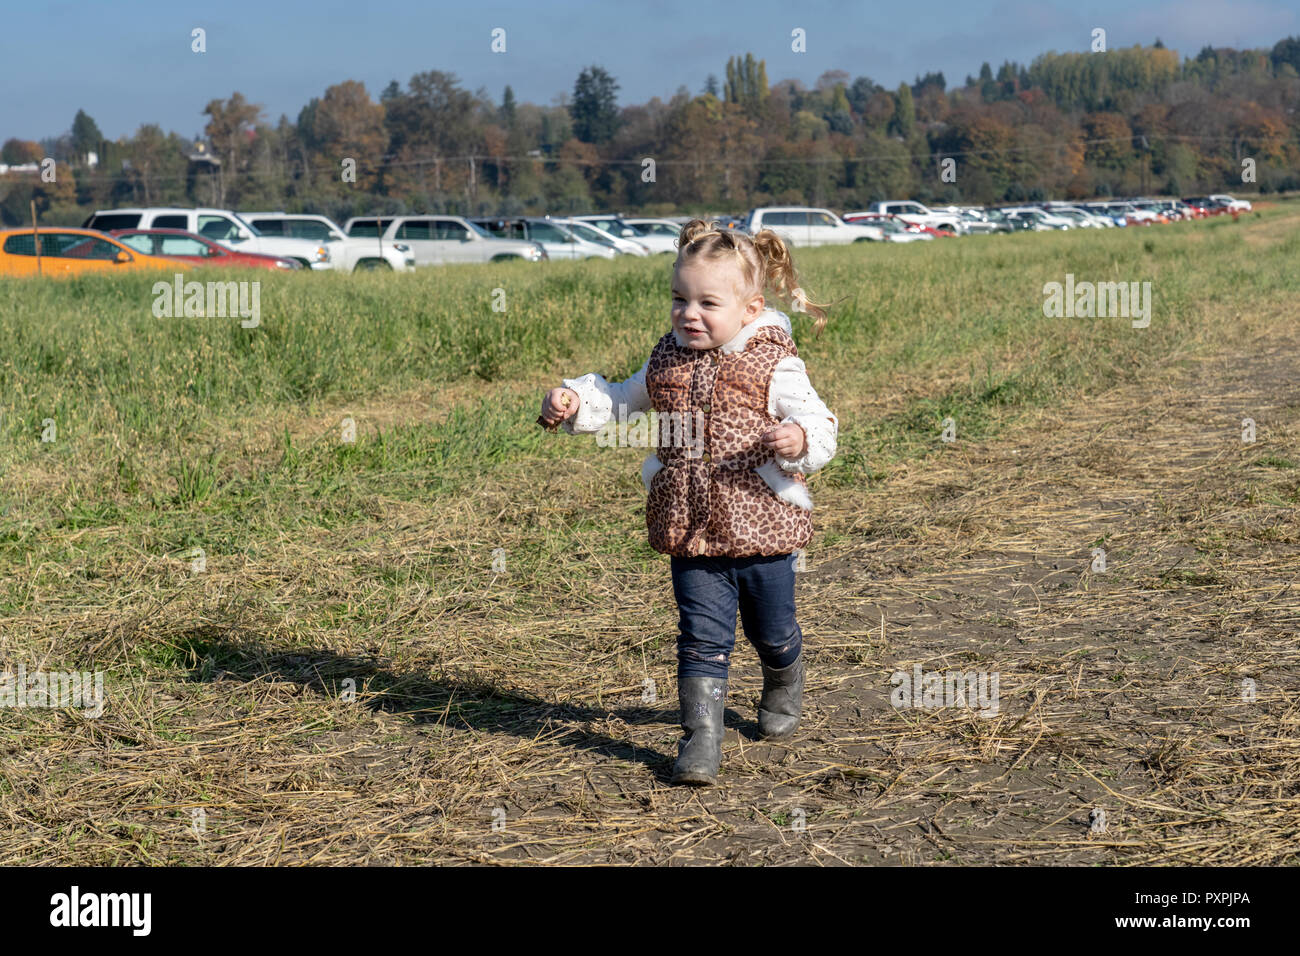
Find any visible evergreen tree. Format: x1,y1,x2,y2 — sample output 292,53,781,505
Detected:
890,83,915,137
500,85,517,127
71,109,102,165
1272,35,1300,73
570,66,620,144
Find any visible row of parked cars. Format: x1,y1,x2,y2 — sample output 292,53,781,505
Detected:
0,205,678,276
0,194,1255,276
732,195,1253,245
944,195,1252,233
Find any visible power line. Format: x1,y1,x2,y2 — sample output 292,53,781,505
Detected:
14,132,1258,188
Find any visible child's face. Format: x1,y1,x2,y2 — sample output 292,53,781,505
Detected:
671,258,764,350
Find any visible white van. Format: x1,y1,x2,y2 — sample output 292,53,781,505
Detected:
83,207,332,269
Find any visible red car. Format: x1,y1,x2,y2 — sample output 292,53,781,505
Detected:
108,228,301,270
1182,198,1226,218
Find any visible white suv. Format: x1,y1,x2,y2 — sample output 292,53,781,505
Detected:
83,207,332,269
344,216,545,266
241,213,413,271
742,207,882,246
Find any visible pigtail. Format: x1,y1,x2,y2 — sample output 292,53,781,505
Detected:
677,218,720,248
751,229,830,337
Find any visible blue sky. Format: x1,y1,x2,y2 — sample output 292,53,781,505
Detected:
3,0,1297,142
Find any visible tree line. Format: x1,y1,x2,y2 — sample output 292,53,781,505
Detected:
4,38,1299,227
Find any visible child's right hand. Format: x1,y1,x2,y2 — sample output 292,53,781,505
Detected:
539,387,580,427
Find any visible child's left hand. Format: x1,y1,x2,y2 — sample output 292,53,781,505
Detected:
761,423,807,461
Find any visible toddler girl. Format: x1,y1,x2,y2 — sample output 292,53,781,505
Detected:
539,219,838,785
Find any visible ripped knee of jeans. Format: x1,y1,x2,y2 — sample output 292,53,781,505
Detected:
769,628,801,658
682,646,729,664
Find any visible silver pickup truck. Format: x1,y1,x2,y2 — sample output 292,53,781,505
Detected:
241,212,413,271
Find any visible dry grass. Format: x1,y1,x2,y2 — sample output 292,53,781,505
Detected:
3,221,1299,866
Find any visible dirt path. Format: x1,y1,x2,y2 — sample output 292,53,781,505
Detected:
440,320,1300,865
7,320,1297,867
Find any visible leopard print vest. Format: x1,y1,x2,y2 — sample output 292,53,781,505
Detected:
644,323,814,557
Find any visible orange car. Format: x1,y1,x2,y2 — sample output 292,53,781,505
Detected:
0,228,190,277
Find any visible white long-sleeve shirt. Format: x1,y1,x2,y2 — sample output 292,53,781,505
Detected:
561,309,838,510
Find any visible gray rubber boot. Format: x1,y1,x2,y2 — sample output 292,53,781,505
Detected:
671,677,728,786
758,653,803,739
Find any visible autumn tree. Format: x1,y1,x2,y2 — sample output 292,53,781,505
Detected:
120,124,188,206
299,81,387,197
1082,112,1132,168
1,139,42,164
381,71,477,204
203,92,264,206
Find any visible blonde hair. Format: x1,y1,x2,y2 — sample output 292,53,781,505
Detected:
674,218,831,337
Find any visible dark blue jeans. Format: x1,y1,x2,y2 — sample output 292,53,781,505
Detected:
670,553,803,681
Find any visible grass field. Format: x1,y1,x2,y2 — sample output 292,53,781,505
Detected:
2,206,1298,864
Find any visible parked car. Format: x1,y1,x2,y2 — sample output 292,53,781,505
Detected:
1182,197,1226,216
710,216,747,231
985,209,1041,232
1127,201,1170,224
951,207,1012,234
240,212,413,271
1143,199,1193,221
620,218,685,254
570,215,653,253
545,217,647,256
841,212,917,240
82,208,332,269
844,214,932,243
1042,203,1114,228
470,216,616,260
1208,193,1252,212
345,215,544,266
1080,202,1131,226
1180,197,1219,217
0,228,191,277
861,200,962,234
1000,206,1075,230
742,207,882,246
557,216,649,256
108,228,301,270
